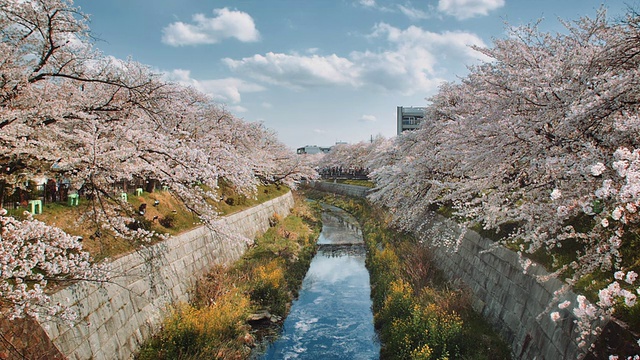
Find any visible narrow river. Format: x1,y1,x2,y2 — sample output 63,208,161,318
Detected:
258,204,380,359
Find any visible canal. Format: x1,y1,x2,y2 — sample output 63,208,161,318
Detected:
258,204,379,359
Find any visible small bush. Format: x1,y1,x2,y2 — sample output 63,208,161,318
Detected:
387,303,463,359
225,195,249,207
159,214,175,228
126,216,152,231
268,213,282,227
191,264,238,308
248,259,289,316
369,247,401,313
375,279,414,330
138,292,252,360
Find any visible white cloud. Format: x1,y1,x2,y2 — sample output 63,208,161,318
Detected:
223,24,487,95
360,114,377,122
223,53,360,89
358,0,376,8
261,102,273,109
438,0,505,20
162,8,260,46
162,69,264,103
313,129,326,134
229,105,248,113
398,5,431,21
355,0,393,12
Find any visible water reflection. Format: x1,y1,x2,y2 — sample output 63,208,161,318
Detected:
259,205,379,360
317,207,362,245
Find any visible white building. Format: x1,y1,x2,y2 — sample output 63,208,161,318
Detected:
396,106,426,135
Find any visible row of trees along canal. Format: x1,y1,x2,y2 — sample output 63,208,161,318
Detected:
0,0,316,324
317,7,640,355
3,0,640,357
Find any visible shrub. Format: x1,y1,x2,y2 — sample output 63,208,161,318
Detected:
397,242,438,295
225,195,248,207
387,303,463,360
138,291,252,360
376,279,414,330
369,247,402,313
127,216,152,231
191,264,238,308
159,214,175,228
268,212,282,227
248,259,289,316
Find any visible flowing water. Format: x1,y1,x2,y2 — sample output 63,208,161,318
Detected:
258,204,379,360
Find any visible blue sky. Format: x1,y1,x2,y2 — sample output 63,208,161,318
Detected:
74,0,630,149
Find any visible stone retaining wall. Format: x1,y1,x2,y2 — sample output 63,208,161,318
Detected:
419,212,603,359
29,191,294,360
307,181,370,198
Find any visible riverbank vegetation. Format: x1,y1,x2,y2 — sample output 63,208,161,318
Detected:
137,193,320,359
306,190,511,359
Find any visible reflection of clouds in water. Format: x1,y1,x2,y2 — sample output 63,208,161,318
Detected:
317,206,363,245
305,255,367,286
317,226,361,244
316,232,329,244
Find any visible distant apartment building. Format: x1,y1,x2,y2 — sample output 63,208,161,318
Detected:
296,145,331,155
396,106,426,135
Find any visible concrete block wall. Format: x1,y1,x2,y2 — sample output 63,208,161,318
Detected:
36,191,295,360
307,181,370,198
420,212,601,359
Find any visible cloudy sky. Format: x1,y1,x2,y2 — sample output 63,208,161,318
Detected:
75,0,629,149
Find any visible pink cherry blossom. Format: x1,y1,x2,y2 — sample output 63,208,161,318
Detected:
591,163,606,177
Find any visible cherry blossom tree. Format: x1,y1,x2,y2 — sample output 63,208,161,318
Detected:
315,136,391,177
0,0,309,320
0,209,107,321
365,7,640,349
371,7,640,275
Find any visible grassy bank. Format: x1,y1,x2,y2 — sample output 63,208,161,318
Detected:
306,190,511,360
334,179,376,188
25,183,288,261
137,192,320,359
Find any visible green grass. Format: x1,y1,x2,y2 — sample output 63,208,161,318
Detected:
215,183,290,216
26,183,289,260
334,179,376,188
